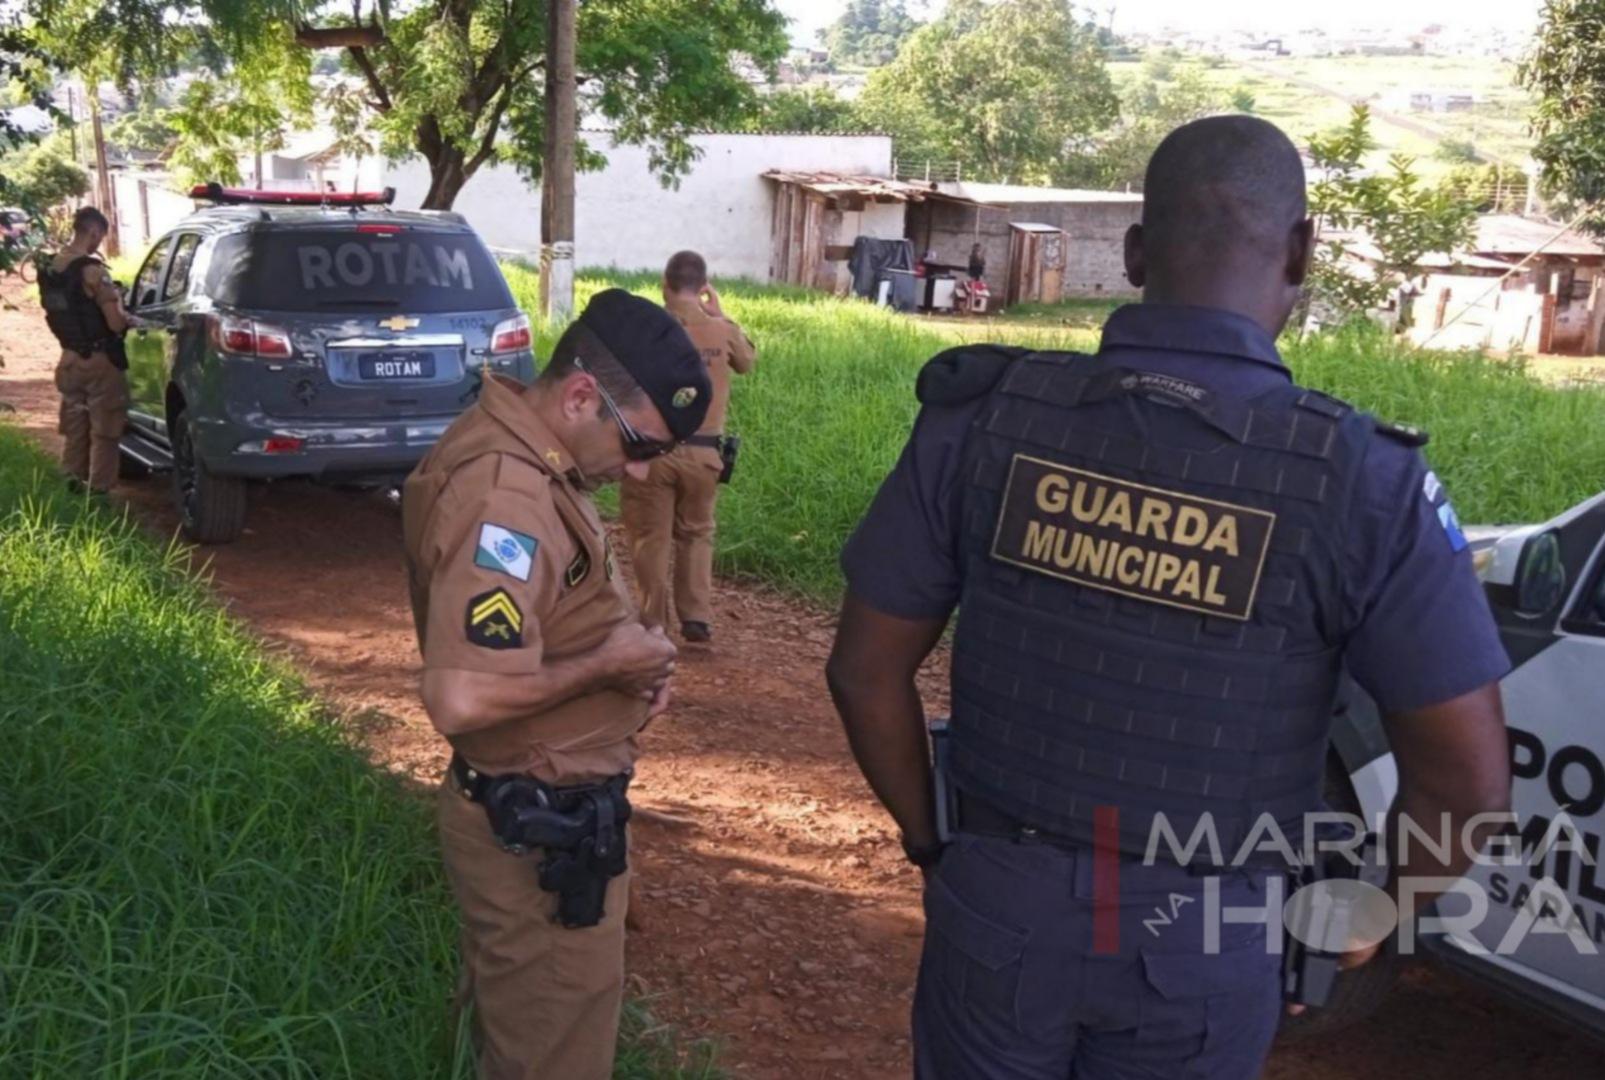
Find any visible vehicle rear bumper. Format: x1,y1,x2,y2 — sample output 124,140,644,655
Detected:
193,408,457,480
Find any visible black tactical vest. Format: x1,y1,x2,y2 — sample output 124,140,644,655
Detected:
946,349,1377,866
40,255,114,358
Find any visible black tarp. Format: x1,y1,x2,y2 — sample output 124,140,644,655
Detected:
847,236,915,301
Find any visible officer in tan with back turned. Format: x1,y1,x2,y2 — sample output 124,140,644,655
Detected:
619,250,755,643
401,289,711,1080
41,206,135,493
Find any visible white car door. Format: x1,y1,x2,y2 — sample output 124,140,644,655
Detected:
1436,494,1605,1016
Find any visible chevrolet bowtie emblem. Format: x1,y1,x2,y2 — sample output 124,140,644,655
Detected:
378,315,420,332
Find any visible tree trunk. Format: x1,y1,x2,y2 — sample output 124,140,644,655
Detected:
540,0,578,323
85,79,119,257
421,149,469,209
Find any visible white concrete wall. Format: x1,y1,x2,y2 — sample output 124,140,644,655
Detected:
384,132,896,280
111,172,197,252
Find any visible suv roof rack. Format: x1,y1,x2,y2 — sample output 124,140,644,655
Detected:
188,183,397,207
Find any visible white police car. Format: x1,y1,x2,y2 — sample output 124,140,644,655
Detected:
1305,490,1605,1040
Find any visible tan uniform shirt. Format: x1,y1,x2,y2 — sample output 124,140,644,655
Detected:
402,374,645,786
664,296,755,437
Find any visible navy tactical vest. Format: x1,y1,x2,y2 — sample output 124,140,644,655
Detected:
40,255,115,359
946,349,1377,866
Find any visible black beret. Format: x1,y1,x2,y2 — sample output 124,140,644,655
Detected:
576,289,711,441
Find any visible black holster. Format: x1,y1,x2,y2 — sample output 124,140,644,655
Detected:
104,336,129,371
1282,827,1388,1008
459,758,632,929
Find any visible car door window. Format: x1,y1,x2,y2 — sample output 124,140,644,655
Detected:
162,234,200,302
131,237,173,309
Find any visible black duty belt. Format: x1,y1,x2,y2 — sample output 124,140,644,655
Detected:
683,434,725,449
448,753,633,928
959,790,1089,851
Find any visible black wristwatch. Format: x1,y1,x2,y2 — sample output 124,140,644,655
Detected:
902,837,947,869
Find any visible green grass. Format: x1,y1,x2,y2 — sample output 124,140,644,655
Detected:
502,268,1605,605
0,425,719,1078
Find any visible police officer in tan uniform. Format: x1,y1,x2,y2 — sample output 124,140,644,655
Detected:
401,289,711,1080
42,206,135,493
619,251,755,643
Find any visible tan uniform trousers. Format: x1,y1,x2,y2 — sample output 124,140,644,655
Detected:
54,349,128,492
619,445,722,629
437,781,629,1080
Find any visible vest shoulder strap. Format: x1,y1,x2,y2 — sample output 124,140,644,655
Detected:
915,344,1037,406
1374,418,1430,447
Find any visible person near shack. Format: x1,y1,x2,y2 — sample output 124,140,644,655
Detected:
967,241,986,283
401,289,711,1080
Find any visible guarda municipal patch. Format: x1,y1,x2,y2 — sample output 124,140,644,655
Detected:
989,455,1277,621
466,587,523,649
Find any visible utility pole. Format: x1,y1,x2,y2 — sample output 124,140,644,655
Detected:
539,0,577,324
84,78,120,257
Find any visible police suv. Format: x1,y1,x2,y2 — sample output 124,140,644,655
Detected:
119,184,535,543
1308,491,1605,1041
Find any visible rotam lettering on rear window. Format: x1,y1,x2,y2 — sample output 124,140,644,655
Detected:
203,229,513,314
296,241,475,292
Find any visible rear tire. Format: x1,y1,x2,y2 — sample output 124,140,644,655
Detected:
1275,753,1404,1041
171,411,247,544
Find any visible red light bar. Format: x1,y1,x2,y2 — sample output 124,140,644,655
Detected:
188,183,397,207
356,224,403,234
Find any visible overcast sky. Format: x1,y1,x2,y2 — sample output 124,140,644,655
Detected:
773,0,1544,46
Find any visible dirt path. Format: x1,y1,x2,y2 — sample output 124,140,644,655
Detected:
3,278,1598,1078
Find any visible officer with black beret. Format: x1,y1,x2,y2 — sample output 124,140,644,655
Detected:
825,116,1513,1079
402,288,711,1080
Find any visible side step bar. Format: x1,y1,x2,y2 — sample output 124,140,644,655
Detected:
120,429,174,472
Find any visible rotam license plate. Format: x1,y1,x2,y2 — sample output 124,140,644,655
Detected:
358,352,436,380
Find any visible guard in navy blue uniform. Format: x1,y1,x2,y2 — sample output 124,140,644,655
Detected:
825,116,1513,1079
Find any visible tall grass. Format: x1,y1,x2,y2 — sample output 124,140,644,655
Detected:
505,269,1605,603
0,427,718,1078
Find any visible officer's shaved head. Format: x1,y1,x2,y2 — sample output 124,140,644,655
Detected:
1143,115,1305,266
663,250,707,295
72,206,109,236
1125,115,1314,335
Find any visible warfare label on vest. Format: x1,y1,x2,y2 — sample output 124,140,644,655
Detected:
990,455,1276,621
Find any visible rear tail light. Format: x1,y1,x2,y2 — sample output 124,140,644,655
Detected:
210,315,295,359
490,313,532,354
236,436,305,455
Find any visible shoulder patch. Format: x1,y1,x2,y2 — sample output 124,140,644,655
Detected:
474,523,538,582
1376,419,1430,447
466,587,523,649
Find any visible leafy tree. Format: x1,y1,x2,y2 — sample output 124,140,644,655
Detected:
308,0,788,207
22,1,790,210
1,14,63,271
737,85,864,134
818,0,920,68
107,98,179,157
3,132,92,207
1519,0,1605,233
1433,137,1481,165
856,0,1117,184
1230,84,1257,114
1306,106,1479,317
1063,65,1226,190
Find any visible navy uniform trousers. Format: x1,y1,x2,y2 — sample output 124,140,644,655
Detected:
913,833,1283,1080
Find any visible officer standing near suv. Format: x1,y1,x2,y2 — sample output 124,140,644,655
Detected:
401,289,710,1080
41,206,134,493
825,116,1513,1079
619,250,755,643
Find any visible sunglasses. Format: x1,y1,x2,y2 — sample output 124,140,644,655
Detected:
573,357,677,462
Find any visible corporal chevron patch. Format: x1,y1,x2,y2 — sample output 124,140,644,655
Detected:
466,587,523,650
